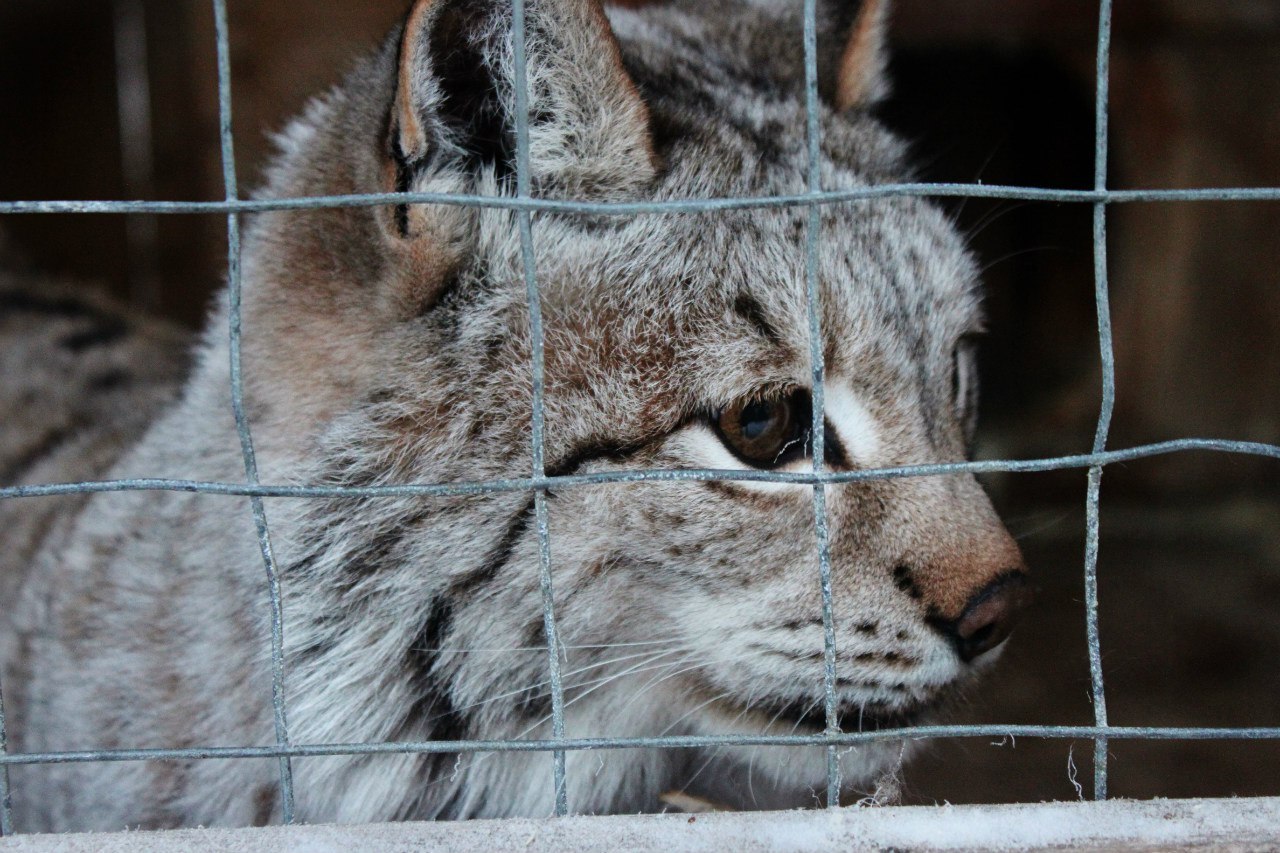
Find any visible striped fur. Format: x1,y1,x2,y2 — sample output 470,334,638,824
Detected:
1,0,1025,830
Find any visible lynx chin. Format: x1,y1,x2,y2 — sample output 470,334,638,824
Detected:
0,0,1030,831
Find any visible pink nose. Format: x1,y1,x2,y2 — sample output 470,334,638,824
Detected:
942,573,1033,662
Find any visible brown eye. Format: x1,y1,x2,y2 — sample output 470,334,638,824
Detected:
714,391,809,467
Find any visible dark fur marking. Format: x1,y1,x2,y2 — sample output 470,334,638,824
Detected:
384,25,416,238
0,424,76,483
702,479,746,500
391,134,415,238
466,411,496,441
545,436,649,482
289,635,335,669
893,564,923,600
641,108,699,160
754,645,833,665
513,620,553,720
59,317,128,352
335,507,436,585
822,421,850,468
733,117,789,167
630,58,717,108
523,619,548,661
446,498,537,600
372,437,658,730
835,678,894,692
852,651,921,667
733,293,783,346
0,290,107,321
364,387,397,406
515,687,552,721
700,479,797,508
251,785,276,827
88,370,131,391
405,597,466,741
445,429,649,594
629,45,793,166
417,270,463,317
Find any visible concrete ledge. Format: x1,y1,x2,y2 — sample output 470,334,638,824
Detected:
2,797,1278,852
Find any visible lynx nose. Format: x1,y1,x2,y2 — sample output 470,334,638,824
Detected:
947,573,1033,663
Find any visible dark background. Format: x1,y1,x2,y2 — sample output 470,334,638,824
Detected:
1,0,1277,807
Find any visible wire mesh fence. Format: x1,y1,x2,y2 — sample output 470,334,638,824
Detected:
1,0,1280,836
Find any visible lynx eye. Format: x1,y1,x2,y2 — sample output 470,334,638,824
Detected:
714,391,810,467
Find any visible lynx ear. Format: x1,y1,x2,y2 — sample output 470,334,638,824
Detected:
389,0,655,200
833,0,889,110
750,0,890,110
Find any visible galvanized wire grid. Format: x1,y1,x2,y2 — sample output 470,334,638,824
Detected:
2,0,1280,835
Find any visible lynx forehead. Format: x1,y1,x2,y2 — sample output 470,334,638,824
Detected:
0,0,1030,831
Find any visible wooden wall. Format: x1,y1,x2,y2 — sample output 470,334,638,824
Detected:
1,0,1276,493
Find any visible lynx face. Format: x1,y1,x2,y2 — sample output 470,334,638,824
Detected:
4,0,1029,831
258,0,1028,819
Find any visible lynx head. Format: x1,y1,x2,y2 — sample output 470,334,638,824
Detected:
240,0,1030,819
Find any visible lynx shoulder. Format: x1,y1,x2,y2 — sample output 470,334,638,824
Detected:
1,0,1029,832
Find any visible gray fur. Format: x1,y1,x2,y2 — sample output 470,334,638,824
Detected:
0,0,1024,830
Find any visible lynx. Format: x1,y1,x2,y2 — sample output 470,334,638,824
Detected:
0,0,1030,832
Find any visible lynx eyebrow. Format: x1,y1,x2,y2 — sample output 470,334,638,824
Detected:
733,293,784,346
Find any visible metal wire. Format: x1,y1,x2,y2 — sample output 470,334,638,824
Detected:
3,725,1280,770
3,185,1280,218
0,0,1278,836
0,678,11,837
509,0,569,817
212,0,295,824
1083,0,1116,802
3,439,1275,504
801,0,841,809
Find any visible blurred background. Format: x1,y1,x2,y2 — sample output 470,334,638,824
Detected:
1,0,1277,808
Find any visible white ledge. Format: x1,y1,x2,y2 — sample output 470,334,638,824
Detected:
2,796,1279,852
